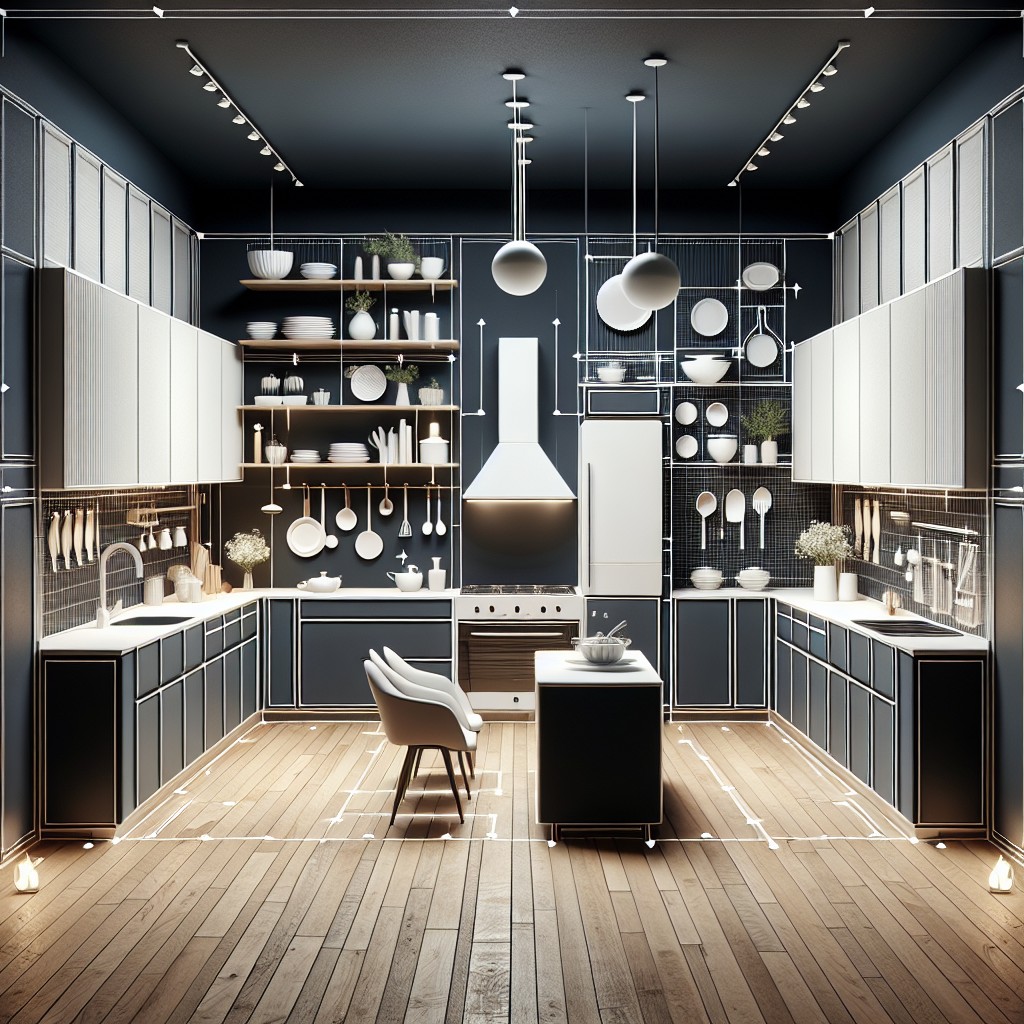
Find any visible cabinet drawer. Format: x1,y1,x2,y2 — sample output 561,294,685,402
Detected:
242,609,258,640
137,641,160,697
777,614,792,643
184,624,204,673
828,624,848,673
205,618,224,658
871,640,895,700
300,599,452,620
849,631,871,686
808,627,827,661
586,388,661,415
791,621,808,652
223,613,242,651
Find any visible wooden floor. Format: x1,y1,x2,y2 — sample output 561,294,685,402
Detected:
2,719,1023,1024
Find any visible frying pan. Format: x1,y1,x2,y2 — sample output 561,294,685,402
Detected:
286,484,326,557
354,486,384,560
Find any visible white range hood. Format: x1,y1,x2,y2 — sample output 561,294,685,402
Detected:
463,337,575,501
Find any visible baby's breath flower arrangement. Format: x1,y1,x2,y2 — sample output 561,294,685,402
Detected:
794,521,852,566
224,529,270,578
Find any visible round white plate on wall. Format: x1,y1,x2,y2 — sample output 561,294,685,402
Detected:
690,298,729,337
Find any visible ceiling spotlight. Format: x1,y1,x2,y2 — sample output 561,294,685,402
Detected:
823,64,838,76
746,162,758,171
507,120,534,130
202,81,217,92
232,114,246,125
502,70,525,82
626,92,645,103
810,81,825,93
796,97,811,109
769,132,784,141
505,99,530,109
188,64,203,76
757,146,770,157
783,113,797,124
294,180,304,187
864,6,875,16
216,97,231,108
248,130,260,141
274,161,286,171
260,145,272,156
727,179,738,187
152,5,164,16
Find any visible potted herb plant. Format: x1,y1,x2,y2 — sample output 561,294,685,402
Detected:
364,232,418,280
741,399,789,465
794,520,853,602
418,377,444,406
345,290,377,340
385,362,419,405
224,528,270,591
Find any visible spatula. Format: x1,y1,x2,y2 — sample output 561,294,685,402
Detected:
752,487,772,549
725,489,746,550
696,491,716,550
399,483,412,538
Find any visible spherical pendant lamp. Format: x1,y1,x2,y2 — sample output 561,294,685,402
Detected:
492,239,547,296
621,250,681,310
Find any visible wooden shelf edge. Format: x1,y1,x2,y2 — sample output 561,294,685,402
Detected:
240,278,457,292
239,405,459,412
238,339,459,352
241,463,459,469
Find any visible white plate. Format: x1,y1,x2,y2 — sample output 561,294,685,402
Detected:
350,364,387,401
596,274,652,332
690,297,729,337
706,402,728,427
674,401,697,425
742,262,781,291
675,434,698,459
565,654,637,667
744,332,779,367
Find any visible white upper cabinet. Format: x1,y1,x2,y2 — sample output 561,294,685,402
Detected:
927,145,955,281
791,336,813,482
831,319,860,483
956,122,986,270
859,203,879,313
902,165,927,293
810,329,834,483
137,305,172,485
889,287,928,487
878,185,902,306
41,124,72,268
127,184,151,305
73,148,102,282
858,305,891,485
169,320,199,484
196,331,224,484
151,204,173,315
221,342,243,482
101,167,128,293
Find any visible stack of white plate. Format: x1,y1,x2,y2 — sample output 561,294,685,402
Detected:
290,449,322,464
246,321,277,340
300,262,338,280
328,443,370,464
690,567,724,591
282,316,335,340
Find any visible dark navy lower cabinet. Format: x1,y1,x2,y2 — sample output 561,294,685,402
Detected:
807,661,827,750
828,672,849,769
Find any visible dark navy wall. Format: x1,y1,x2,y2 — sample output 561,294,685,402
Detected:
838,26,1022,225
1,28,194,220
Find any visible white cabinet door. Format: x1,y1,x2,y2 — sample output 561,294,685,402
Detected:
889,288,927,486
859,203,879,313
137,305,171,485
902,165,927,293
859,305,891,484
221,342,243,482
878,185,902,305
791,339,813,481
956,122,986,270
810,330,834,482
151,204,173,315
196,331,223,483
127,184,151,305
73,148,102,282
925,272,965,486
97,287,139,486
839,220,859,322
102,168,127,293
927,145,955,281
41,124,72,268
169,320,198,483
831,319,860,483
581,419,662,596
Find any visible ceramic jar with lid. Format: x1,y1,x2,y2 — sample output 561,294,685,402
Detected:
419,422,449,464
265,435,288,465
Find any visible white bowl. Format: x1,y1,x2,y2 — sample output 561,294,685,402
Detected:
282,395,307,406
690,567,724,590
254,395,284,406
597,366,626,383
573,635,631,664
736,567,771,591
247,249,294,280
247,329,276,340
707,434,738,463
681,356,731,385
388,262,416,280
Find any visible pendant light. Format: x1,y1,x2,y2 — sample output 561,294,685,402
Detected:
492,71,547,296
621,56,681,312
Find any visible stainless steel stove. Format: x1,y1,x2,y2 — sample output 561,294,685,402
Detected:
455,585,584,712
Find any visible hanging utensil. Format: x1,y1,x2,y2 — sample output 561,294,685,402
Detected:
379,477,394,516
61,511,73,568
752,487,772,549
725,489,746,550
73,508,84,567
262,465,282,515
336,484,358,531
47,512,60,572
871,499,881,565
84,507,95,561
422,488,433,536
399,483,412,538
719,491,726,540
696,491,717,550
854,499,863,559
354,485,384,560
321,485,338,549
286,483,326,558
435,488,447,537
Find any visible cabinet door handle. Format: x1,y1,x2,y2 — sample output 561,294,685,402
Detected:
586,461,593,588
469,631,567,638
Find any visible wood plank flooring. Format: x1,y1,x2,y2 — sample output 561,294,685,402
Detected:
1,719,1022,1023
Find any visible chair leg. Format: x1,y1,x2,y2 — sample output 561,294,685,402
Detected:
457,750,472,800
466,750,475,778
412,747,424,778
390,747,417,826
439,748,464,823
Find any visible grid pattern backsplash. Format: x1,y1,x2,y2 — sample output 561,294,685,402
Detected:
40,487,197,637
839,487,989,637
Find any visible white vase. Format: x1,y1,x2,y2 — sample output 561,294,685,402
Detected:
371,254,381,280
395,382,410,406
838,572,859,601
242,571,254,592
813,564,838,602
348,311,376,340
743,444,758,465
761,439,779,465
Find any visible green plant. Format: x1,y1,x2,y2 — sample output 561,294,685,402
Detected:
385,363,420,384
741,399,790,442
364,231,417,264
794,521,852,566
424,378,442,390
344,290,375,314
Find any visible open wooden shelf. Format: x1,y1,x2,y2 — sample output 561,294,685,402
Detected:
240,278,457,293
242,462,458,471
238,339,459,353
240,404,458,412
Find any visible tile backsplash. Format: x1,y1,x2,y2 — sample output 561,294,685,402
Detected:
840,487,988,637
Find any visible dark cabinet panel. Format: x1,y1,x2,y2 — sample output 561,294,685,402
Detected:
185,624,204,673
2,501,34,852
828,624,848,673
828,672,848,769
790,651,808,733
848,632,870,686
675,601,730,706
735,601,767,707
995,260,1024,459
206,620,224,659
268,600,295,706
161,679,184,786
2,256,34,459
223,646,242,733
775,641,792,721
848,684,871,786
871,641,895,700
161,632,184,685
242,638,258,720
587,597,660,673
137,642,160,697
137,694,160,806
808,661,827,750
205,658,224,748
871,698,895,806
2,100,36,261
184,668,204,766
993,102,1024,260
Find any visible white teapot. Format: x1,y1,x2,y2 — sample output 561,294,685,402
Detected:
297,571,341,593
387,564,423,592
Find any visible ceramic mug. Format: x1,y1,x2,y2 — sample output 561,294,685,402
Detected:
158,528,173,550
420,256,445,280
173,526,187,547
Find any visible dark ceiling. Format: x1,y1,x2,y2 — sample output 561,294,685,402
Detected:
13,1,1018,194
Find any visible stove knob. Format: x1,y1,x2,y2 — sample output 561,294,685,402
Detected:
489,605,495,614
555,604,561,613
540,605,546,614
474,605,480,614
515,605,520,613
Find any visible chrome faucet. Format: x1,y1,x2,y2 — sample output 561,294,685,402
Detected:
96,542,144,628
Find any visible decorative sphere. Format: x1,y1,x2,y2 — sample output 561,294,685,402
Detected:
621,251,681,310
491,240,547,296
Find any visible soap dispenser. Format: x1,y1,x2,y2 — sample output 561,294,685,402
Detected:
428,557,446,592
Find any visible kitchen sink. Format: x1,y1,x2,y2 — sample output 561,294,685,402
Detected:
850,619,962,637
111,615,193,626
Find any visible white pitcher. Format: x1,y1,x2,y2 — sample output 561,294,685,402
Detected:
402,309,420,341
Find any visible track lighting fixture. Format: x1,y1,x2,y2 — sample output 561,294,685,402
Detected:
176,39,302,185
730,39,850,186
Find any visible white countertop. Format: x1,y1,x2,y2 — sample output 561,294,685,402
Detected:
39,587,458,655
672,586,988,654
535,649,661,686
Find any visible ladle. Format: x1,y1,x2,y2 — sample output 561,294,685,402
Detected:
379,478,394,517
321,485,338,549
696,491,717,550
336,484,358,531
435,488,447,537
422,489,433,536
